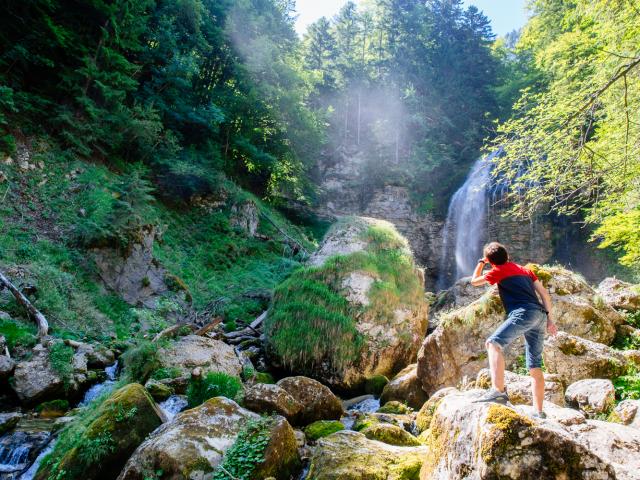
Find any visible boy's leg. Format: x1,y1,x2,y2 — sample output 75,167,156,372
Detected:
487,340,506,392
523,310,547,414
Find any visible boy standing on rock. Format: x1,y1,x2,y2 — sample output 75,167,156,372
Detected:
470,242,557,418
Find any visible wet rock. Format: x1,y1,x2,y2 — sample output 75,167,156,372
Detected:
118,397,300,480
267,217,428,390
597,277,640,311
0,412,21,435
144,379,173,401
36,383,164,480
361,423,421,446
306,430,427,480
543,332,639,385
612,400,640,428
475,368,565,406
243,383,303,422
277,376,343,425
419,389,617,480
158,335,243,378
565,379,616,416
380,364,428,410
377,400,412,415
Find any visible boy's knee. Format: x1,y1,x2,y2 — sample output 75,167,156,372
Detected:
485,339,503,351
529,367,544,379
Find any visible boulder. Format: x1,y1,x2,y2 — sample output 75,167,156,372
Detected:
418,265,626,396
303,420,345,441
158,335,243,378
230,200,260,236
380,364,428,410
353,412,415,433
75,342,116,368
361,423,422,446
0,354,15,379
118,397,300,480
144,379,173,401
565,379,616,415
36,383,164,480
612,400,640,428
0,412,21,435
243,382,303,421
415,387,458,434
430,277,490,324
306,430,427,480
419,389,617,480
266,217,428,390
475,369,565,406
597,277,640,311
276,376,343,425
543,332,639,385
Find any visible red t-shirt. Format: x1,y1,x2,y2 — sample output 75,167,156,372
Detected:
484,262,544,314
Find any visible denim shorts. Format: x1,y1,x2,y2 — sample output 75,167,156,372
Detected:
487,307,547,369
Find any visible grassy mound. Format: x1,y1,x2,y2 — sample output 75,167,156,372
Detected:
265,218,425,377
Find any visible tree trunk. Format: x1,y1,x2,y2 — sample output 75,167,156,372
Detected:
0,270,48,337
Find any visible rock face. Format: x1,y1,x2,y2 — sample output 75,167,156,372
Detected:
243,382,303,421
306,430,427,480
266,217,428,390
118,397,300,480
419,389,617,480
543,332,639,385
276,376,343,425
230,200,260,236
565,379,616,415
158,335,243,378
597,277,640,311
93,226,177,308
475,369,565,406
380,364,428,410
36,383,164,480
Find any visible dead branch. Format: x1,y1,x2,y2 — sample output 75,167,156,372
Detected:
0,270,49,337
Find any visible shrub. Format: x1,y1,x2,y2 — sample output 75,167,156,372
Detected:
150,367,182,381
121,341,160,384
48,342,75,390
614,368,640,401
186,372,243,408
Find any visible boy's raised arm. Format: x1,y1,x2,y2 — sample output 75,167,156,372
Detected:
470,258,489,287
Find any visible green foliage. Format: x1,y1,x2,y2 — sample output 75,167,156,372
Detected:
492,0,640,270
0,316,37,351
626,311,640,329
613,368,640,401
213,416,275,480
122,342,160,384
266,221,424,375
303,420,344,441
150,367,182,381
48,342,75,390
254,372,276,384
186,372,243,408
36,399,70,415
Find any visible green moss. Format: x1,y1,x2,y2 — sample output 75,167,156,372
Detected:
0,316,37,350
364,375,389,395
353,415,381,432
150,366,182,381
255,372,276,384
481,404,533,464
377,401,411,414
415,399,443,434
265,220,424,378
304,420,345,441
36,399,70,418
48,342,75,391
186,372,243,408
361,423,421,446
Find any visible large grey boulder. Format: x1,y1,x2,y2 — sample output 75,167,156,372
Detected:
277,376,343,425
157,335,243,378
380,364,428,410
597,277,640,311
118,397,300,480
243,382,303,422
543,332,639,385
306,430,427,480
565,379,616,416
476,368,565,406
419,389,618,480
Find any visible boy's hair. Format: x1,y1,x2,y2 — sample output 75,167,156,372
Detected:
484,242,509,265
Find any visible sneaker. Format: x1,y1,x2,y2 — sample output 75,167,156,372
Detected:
473,388,510,405
532,411,547,420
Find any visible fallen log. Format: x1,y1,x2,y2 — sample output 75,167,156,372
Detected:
0,270,48,337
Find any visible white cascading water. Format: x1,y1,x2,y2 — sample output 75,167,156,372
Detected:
437,150,500,290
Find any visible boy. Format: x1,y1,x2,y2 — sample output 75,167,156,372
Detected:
470,242,557,418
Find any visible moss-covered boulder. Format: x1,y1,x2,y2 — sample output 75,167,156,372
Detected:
243,383,303,422
36,399,70,418
361,423,421,446
118,397,299,480
419,389,617,479
380,364,427,410
144,379,173,401
265,217,429,390
306,430,427,480
36,383,164,480
304,420,345,441
377,400,412,414
276,376,343,425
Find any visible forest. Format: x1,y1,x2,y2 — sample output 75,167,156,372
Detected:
0,1,639,479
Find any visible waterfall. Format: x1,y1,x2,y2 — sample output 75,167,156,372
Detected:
437,151,500,290
158,395,188,422
78,361,118,407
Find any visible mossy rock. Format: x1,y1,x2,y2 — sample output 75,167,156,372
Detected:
364,374,388,395
255,371,276,384
35,383,164,480
481,404,534,464
36,399,69,419
303,420,345,441
145,379,174,401
361,423,421,446
377,401,411,414
352,414,381,432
